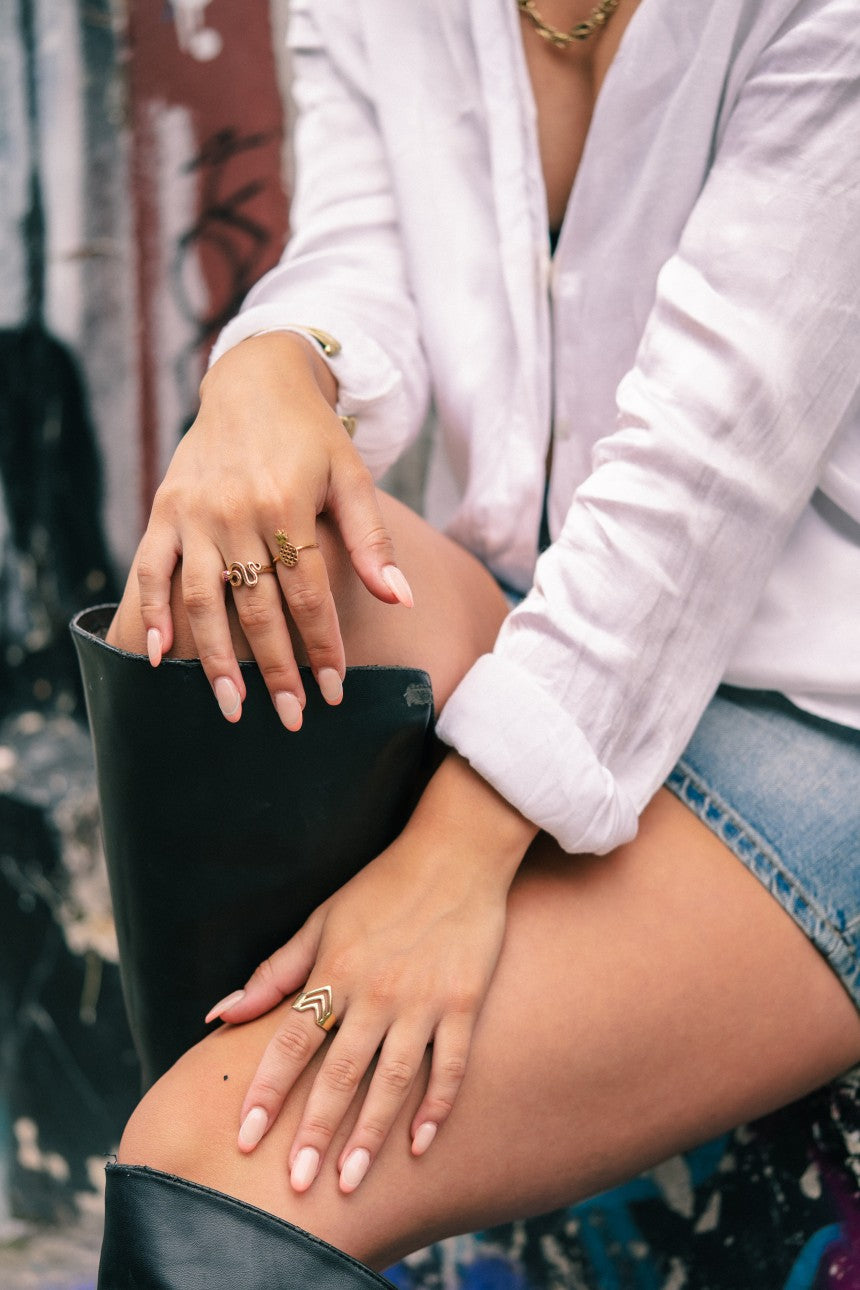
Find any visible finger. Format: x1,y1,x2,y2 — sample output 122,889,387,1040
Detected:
179,543,247,722
135,524,180,665
287,1025,384,1193
334,1021,428,1193
236,981,340,1157
327,455,414,609
226,551,308,727
205,918,320,1026
409,1011,474,1157
276,544,346,705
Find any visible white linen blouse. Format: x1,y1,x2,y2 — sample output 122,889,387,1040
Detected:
212,0,860,855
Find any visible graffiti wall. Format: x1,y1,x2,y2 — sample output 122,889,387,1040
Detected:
0,3,857,1288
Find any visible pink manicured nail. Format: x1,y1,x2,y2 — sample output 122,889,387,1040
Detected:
290,1146,320,1192
238,1107,268,1151
204,990,245,1024
317,668,343,705
381,564,414,609
274,692,303,732
214,676,241,719
411,1122,437,1156
146,628,163,667
340,1147,371,1193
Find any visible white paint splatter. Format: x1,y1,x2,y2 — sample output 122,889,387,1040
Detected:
799,1162,822,1200
694,1191,721,1234
14,1117,70,1183
649,1156,695,1219
662,1257,688,1290
169,0,223,61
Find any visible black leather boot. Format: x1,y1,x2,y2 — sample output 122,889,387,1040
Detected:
71,606,434,1088
98,1162,395,1287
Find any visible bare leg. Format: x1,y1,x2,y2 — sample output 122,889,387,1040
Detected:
108,493,860,1269
119,792,860,1269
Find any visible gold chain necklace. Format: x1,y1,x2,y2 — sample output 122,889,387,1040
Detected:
517,0,621,46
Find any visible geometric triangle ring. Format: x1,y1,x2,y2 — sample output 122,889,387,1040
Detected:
292,985,336,1032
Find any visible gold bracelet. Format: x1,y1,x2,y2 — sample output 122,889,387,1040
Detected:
248,324,342,357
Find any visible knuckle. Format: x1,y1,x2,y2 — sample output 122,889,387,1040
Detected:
302,1115,336,1145
285,582,328,619
248,956,278,991
183,580,220,617
271,1024,315,1066
447,985,480,1016
235,597,280,633
368,973,397,1012
251,1074,287,1104
425,1091,457,1120
320,1055,362,1095
356,1116,388,1147
362,522,394,558
376,1058,414,1097
135,555,163,588
438,1052,469,1084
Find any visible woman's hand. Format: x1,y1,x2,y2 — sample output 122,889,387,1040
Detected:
206,755,538,1193
134,332,412,727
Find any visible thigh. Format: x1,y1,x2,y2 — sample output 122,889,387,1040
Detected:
109,492,510,710
118,789,860,1270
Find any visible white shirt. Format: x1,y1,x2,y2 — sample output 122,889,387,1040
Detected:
212,0,860,854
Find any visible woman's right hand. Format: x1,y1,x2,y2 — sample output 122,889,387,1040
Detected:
132,332,412,729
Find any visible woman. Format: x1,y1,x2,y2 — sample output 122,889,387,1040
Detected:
76,0,860,1284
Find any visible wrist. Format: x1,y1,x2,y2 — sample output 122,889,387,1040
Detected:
200,330,338,409
409,753,537,886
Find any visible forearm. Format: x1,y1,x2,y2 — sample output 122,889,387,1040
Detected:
405,752,539,893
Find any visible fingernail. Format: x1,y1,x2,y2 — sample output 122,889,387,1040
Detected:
411,1121,437,1157
214,676,241,719
238,1106,268,1151
146,627,163,667
290,1146,320,1192
340,1147,371,1193
204,990,245,1025
274,691,303,732
317,668,343,705
381,564,414,609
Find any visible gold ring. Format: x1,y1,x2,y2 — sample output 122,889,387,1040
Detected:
274,530,320,569
292,985,336,1032
221,560,277,588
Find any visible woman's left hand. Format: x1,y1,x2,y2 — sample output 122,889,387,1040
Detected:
208,755,537,1193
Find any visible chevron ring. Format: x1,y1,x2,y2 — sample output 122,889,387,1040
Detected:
292,985,336,1032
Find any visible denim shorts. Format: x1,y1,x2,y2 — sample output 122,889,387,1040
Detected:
667,685,860,1011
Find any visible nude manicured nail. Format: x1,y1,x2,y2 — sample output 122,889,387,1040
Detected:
274,691,303,732
290,1146,320,1192
146,628,163,667
204,990,245,1024
214,676,241,719
381,564,414,609
411,1122,437,1157
238,1106,269,1151
317,668,343,705
340,1147,371,1193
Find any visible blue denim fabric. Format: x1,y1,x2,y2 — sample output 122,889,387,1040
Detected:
667,685,860,1010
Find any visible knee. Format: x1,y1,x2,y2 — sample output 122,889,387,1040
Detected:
117,1040,230,1182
